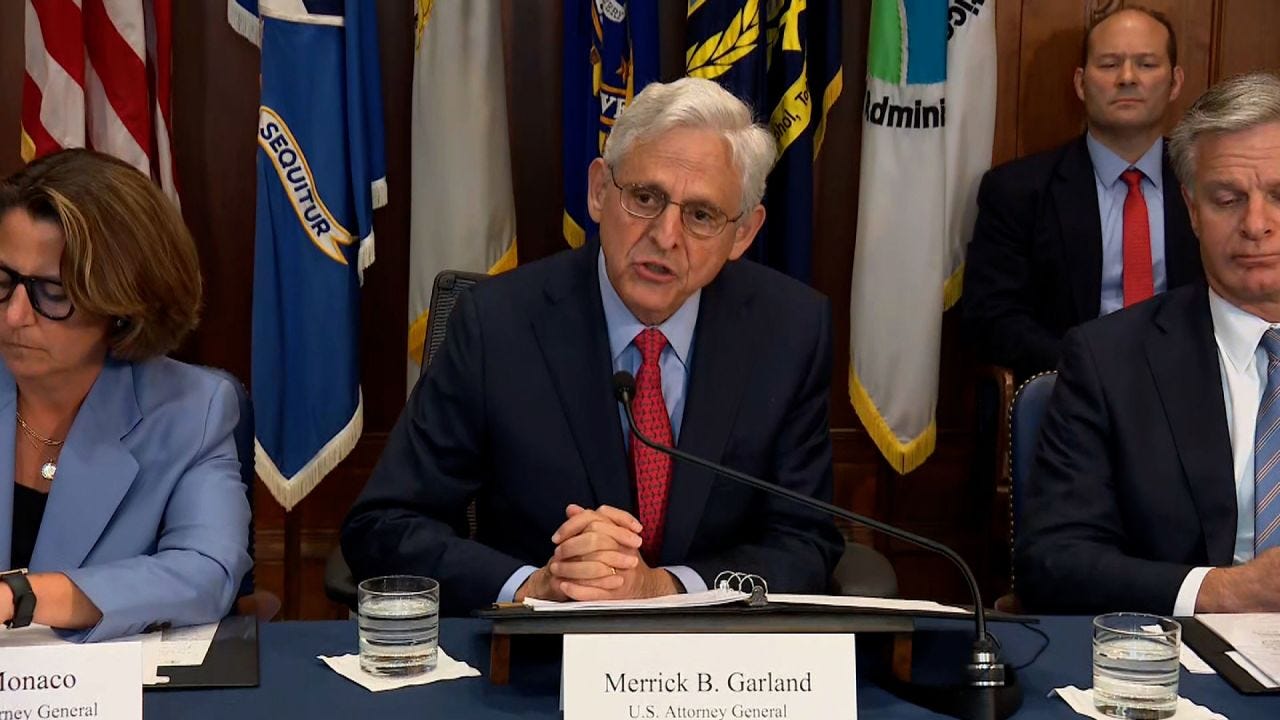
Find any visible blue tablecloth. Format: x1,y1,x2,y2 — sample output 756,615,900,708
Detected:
144,616,1276,719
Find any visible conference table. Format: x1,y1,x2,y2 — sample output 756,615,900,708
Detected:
144,615,1277,719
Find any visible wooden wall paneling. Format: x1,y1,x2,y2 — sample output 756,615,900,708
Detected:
504,0,565,264
1138,0,1215,130
992,0,1025,166
1214,0,1280,81
0,2,22,178
1015,0,1090,156
815,0,870,434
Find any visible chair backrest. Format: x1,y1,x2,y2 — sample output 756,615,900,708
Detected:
424,270,490,538
1009,371,1057,538
419,270,490,378
200,366,256,599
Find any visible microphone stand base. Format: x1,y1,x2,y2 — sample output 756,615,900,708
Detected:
880,666,1023,720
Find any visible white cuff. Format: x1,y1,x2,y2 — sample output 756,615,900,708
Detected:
496,565,538,604
662,565,706,594
1173,567,1213,616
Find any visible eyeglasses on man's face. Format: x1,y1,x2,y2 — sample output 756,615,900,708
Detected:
608,170,743,239
0,266,75,321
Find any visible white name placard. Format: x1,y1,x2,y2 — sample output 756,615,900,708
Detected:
563,633,856,720
0,642,141,719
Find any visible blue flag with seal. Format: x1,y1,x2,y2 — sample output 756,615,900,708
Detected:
236,0,388,510
562,0,659,248
686,0,842,283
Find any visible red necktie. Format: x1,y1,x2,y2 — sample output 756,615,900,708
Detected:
1121,168,1154,307
631,328,673,565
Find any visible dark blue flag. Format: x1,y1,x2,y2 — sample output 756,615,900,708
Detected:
686,0,842,283
563,0,659,248
241,0,387,510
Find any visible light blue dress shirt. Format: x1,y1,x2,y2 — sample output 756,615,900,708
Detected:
1087,134,1168,316
494,251,708,602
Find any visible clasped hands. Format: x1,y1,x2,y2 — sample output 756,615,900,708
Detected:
515,504,679,602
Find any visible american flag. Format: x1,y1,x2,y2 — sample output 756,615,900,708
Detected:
20,0,179,206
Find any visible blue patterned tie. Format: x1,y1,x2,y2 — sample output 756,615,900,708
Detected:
1255,329,1280,553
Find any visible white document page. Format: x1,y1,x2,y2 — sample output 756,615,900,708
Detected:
0,620,220,683
1198,613,1280,685
766,593,970,615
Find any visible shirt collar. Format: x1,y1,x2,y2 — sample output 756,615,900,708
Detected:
1086,133,1164,191
598,248,699,366
1209,286,1275,373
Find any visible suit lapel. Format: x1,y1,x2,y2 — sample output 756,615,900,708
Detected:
1145,287,1237,564
31,361,141,571
660,265,757,565
530,245,632,512
1054,135,1105,322
1161,152,1202,288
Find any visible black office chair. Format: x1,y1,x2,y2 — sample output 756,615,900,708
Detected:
994,371,1057,612
324,270,489,611
202,366,280,621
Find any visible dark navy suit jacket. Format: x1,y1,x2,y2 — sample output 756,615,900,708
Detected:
963,134,1203,379
342,241,842,614
1016,283,1238,613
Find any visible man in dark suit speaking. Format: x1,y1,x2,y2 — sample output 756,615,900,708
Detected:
342,78,842,614
963,7,1202,379
1017,72,1280,614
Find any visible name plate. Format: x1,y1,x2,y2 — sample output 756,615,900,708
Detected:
563,633,856,720
0,642,141,719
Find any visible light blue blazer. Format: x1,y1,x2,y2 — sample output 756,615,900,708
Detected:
0,357,252,641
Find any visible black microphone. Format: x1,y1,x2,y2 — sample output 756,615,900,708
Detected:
612,370,1021,720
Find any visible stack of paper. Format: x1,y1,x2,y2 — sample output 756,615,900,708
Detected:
1198,613,1280,688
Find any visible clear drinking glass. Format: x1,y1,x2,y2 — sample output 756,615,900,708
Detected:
1092,613,1181,719
357,575,440,676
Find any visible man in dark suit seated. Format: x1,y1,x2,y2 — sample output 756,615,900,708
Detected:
1017,71,1280,614
342,78,843,615
963,6,1202,379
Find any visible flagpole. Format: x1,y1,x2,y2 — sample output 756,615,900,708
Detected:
283,511,302,619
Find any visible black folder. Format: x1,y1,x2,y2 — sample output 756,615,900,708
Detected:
476,598,1034,636
1181,617,1280,695
145,614,260,690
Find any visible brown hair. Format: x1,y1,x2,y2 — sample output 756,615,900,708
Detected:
1081,6,1178,69
0,149,201,360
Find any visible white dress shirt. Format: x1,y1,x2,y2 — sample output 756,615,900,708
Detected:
1173,288,1265,614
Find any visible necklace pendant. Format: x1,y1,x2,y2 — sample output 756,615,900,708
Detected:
40,461,56,481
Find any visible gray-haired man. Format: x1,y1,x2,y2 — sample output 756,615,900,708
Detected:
1018,72,1280,614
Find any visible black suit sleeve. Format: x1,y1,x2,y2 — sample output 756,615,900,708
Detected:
1014,327,1194,614
963,167,1064,376
341,291,524,615
683,300,843,592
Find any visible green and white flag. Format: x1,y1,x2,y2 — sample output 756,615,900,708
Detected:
849,0,996,472
407,0,518,387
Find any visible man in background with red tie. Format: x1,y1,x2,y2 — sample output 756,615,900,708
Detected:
341,78,842,614
963,6,1203,380
1017,71,1280,614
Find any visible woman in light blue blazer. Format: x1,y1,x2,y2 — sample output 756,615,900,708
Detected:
0,150,251,641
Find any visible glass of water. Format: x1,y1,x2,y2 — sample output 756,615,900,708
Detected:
357,575,440,677
1092,613,1181,719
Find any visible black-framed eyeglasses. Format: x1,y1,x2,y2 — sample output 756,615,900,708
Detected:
609,169,743,239
0,266,75,321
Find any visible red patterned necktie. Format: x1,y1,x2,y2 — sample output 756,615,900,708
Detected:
631,328,673,565
1121,168,1154,307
